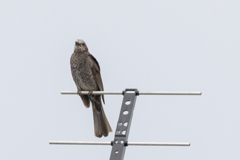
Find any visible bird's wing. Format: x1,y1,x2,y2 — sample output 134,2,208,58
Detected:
88,54,105,104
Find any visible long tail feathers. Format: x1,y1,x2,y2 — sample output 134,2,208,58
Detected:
91,96,112,138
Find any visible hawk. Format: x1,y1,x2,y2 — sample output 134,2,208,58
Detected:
70,39,112,137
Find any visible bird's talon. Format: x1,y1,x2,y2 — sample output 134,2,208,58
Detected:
78,90,82,96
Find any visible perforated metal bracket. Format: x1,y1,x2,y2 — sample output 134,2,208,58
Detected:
109,89,138,160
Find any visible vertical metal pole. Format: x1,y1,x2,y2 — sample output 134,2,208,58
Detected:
109,89,139,160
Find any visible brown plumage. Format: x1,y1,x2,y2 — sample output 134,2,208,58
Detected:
70,39,112,137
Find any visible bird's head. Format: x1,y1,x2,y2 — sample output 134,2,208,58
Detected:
74,39,88,53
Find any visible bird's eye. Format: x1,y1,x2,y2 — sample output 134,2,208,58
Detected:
82,43,85,46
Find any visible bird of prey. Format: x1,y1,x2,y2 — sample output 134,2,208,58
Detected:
70,39,112,138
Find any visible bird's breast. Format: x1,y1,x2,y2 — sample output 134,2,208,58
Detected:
78,68,97,91
71,61,97,91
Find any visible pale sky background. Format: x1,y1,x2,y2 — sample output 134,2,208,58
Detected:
1,1,240,159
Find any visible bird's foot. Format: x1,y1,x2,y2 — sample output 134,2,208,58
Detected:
88,91,100,104
77,90,83,96
88,90,93,97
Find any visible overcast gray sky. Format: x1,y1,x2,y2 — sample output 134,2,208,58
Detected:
1,0,240,159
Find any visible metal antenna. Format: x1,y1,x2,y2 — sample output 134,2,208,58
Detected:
110,89,138,160
50,89,202,160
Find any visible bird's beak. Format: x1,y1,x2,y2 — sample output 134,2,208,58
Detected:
79,45,85,51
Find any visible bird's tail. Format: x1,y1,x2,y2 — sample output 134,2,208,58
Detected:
91,96,112,138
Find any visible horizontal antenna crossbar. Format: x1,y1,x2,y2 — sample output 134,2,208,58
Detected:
61,91,202,95
49,141,190,146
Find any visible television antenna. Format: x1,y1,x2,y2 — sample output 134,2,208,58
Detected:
50,89,201,160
